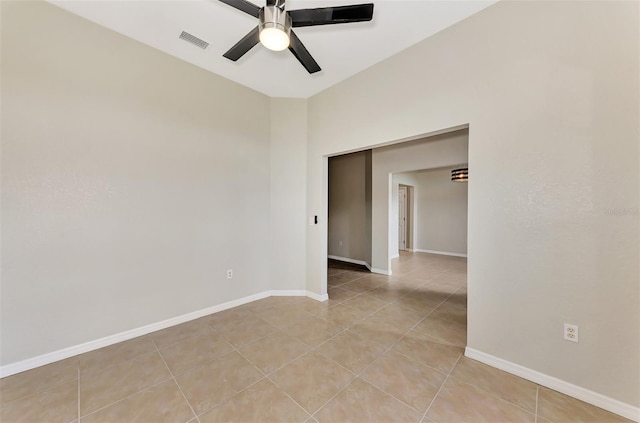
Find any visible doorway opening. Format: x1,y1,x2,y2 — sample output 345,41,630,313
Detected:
325,126,469,279
397,184,414,254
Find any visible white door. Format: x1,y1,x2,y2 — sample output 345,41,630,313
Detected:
398,186,407,251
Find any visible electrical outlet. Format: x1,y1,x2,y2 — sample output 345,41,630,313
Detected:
339,240,343,247
564,323,579,342
226,269,233,279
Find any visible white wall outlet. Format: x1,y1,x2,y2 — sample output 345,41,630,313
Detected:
564,323,579,342
339,240,343,247
226,269,233,279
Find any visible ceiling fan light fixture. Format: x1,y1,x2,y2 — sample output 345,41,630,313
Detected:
451,167,468,182
260,27,289,51
259,6,291,51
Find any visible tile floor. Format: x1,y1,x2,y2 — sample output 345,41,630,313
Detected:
0,252,631,422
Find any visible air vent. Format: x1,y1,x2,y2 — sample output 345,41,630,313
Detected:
179,31,209,49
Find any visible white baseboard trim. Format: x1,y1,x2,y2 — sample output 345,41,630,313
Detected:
304,291,329,302
465,348,640,422
328,256,382,277
270,290,328,302
327,255,371,271
0,290,321,378
390,254,400,259
414,249,467,258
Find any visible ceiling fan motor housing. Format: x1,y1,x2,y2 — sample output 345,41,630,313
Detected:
259,5,291,38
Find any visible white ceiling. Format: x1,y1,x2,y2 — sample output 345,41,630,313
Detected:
49,0,497,98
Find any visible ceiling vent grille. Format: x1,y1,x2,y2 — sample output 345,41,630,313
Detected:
179,31,209,49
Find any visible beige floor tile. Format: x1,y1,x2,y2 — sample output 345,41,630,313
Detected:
340,276,388,293
426,377,534,423
205,307,256,329
383,278,425,292
342,295,389,315
213,314,279,348
80,380,193,423
149,318,214,349
80,351,171,416
79,336,156,375
199,378,309,423
371,304,426,328
429,300,467,325
0,380,77,423
431,273,466,286
290,297,333,315
365,284,412,301
537,387,633,423
269,352,354,414
413,316,467,347
327,267,346,277
383,297,435,318
447,290,467,306
328,271,367,287
327,287,360,303
361,350,447,413
348,317,408,348
316,330,388,374
393,330,463,374
284,315,342,348
257,307,315,330
0,357,78,405
314,304,371,329
175,351,263,415
451,357,537,412
426,279,464,295
315,378,422,423
401,290,450,309
239,332,309,374
159,332,234,376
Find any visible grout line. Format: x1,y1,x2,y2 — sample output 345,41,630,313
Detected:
306,260,467,419
77,364,81,422
79,377,173,419
420,354,463,422
153,339,200,423
535,386,539,423
207,336,315,421
307,287,462,419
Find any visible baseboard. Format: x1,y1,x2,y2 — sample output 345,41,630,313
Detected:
370,268,392,276
304,291,329,302
465,348,640,422
327,255,371,271
0,290,319,378
414,249,467,258
270,290,328,302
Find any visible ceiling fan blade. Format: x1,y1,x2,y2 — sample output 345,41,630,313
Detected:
218,0,261,18
223,26,260,61
288,30,321,74
289,3,374,27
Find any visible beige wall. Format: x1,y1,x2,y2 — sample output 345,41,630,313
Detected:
394,167,468,256
328,151,370,263
364,150,373,266
1,1,272,364
270,98,308,290
307,0,639,409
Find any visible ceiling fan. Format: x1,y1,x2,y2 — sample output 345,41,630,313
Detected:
218,0,374,74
